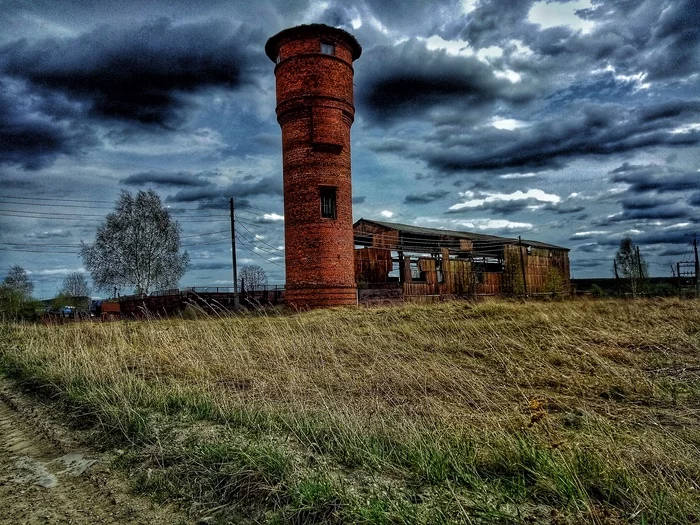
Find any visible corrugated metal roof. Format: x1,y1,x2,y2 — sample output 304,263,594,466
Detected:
354,218,569,251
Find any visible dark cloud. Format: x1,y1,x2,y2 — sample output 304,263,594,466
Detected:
318,5,356,29
361,0,459,36
352,196,367,204
541,202,586,215
166,176,283,209
597,224,698,246
419,101,700,174
575,243,607,253
642,0,700,80
357,38,533,125
0,79,94,169
459,0,533,47
610,163,700,193
404,190,449,204
658,247,692,257
461,0,699,82
0,18,259,126
572,259,606,268
619,194,679,210
605,205,691,222
121,170,215,188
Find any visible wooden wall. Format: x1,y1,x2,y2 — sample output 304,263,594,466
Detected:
504,245,570,295
355,247,392,284
354,224,570,297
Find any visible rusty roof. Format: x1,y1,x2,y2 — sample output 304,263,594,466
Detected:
354,218,569,251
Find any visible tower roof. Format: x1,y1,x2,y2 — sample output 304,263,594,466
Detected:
265,24,362,62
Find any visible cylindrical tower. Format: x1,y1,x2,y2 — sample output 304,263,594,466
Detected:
265,25,361,308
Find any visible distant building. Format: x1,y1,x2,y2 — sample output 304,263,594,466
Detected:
354,219,570,303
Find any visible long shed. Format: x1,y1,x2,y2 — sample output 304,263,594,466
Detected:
353,219,570,303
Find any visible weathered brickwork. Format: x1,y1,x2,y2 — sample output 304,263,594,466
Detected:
266,25,362,308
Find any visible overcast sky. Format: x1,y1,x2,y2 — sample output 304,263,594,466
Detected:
1,0,699,297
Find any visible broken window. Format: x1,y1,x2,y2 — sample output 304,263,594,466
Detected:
320,187,337,219
410,260,425,282
320,42,335,55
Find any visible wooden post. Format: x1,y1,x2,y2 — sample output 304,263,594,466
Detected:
518,237,528,296
614,259,620,296
636,246,644,297
694,234,699,298
402,254,412,283
677,262,682,299
230,198,239,308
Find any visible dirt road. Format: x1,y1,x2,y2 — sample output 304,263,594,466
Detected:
0,378,188,524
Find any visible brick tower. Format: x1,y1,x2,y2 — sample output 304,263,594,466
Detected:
265,25,361,308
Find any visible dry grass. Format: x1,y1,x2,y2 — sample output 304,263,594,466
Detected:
1,298,699,523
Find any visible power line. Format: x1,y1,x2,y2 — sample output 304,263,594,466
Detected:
0,211,229,223
236,221,284,254
0,195,278,216
235,234,285,268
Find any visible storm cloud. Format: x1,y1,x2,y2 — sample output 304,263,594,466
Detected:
420,101,700,174
121,170,216,188
358,38,533,125
404,190,450,204
610,163,700,194
0,18,259,126
0,79,94,169
166,176,283,209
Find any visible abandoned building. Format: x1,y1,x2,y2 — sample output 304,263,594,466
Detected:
266,24,362,308
354,219,570,303
266,24,570,308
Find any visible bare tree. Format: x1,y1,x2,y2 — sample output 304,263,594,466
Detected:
2,265,33,298
614,237,648,298
80,190,189,295
60,272,90,297
57,272,91,309
0,265,37,318
240,265,268,292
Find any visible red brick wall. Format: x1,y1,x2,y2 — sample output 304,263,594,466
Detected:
268,26,360,308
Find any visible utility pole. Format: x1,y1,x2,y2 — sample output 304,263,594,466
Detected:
518,236,528,297
636,246,644,297
230,198,239,308
677,262,682,299
693,234,699,298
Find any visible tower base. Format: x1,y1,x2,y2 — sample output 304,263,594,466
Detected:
285,285,357,309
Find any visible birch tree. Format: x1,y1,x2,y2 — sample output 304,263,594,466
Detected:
81,190,189,295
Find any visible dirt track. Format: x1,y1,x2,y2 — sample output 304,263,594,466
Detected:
0,378,188,524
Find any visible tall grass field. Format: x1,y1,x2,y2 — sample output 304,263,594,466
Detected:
1,299,699,523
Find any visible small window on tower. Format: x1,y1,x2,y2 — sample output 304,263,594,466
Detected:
320,42,335,55
320,187,337,219
276,54,281,64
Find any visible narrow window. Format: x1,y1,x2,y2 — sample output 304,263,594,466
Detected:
320,42,335,55
276,54,282,64
320,187,337,219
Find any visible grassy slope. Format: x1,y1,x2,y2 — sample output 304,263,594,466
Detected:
1,299,699,524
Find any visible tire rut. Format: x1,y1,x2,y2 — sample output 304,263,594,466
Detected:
0,377,188,524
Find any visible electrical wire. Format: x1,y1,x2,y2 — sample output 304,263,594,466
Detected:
235,234,285,268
